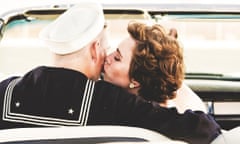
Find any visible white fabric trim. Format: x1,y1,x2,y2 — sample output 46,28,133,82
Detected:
79,79,95,126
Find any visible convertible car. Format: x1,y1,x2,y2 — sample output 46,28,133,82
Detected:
0,0,239,143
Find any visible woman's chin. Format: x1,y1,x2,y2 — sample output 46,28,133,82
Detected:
102,75,108,81
103,75,113,84
102,64,109,73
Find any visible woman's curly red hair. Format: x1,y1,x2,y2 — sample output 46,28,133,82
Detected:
128,22,184,103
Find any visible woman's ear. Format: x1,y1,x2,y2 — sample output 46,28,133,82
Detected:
129,79,140,88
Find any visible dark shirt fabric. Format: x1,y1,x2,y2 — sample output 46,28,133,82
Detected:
0,66,221,144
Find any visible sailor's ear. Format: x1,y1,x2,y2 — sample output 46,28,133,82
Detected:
90,40,100,62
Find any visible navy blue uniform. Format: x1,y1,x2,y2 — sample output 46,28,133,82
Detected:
0,66,221,144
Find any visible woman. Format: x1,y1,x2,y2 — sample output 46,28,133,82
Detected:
103,21,207,113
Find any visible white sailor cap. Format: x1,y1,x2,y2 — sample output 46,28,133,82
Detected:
39,1,104,55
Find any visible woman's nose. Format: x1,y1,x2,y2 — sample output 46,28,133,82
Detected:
105,56,111,65
105,53,114,65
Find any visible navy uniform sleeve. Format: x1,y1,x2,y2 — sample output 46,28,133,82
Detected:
93,80,221,144
118,89,221,144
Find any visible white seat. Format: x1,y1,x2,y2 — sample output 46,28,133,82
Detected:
0,125,187,144
211,126,240,144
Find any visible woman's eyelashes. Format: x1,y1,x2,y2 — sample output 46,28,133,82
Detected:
114,48,122,61
114,54,121,61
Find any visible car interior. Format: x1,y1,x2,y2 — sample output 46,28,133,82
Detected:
0,2,239,133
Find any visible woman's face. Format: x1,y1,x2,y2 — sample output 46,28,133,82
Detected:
103,36,135,89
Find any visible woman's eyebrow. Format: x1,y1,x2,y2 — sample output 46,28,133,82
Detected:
116,48,123,58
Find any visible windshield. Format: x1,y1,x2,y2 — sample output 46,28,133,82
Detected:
0,8,240,79
153,14,240,77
